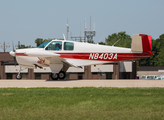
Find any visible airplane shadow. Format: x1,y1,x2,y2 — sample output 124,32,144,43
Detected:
45,79,83,82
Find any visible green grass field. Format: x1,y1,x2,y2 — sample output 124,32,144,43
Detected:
0,87,164,120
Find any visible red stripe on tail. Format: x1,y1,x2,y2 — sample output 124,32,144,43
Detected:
140,34,152,52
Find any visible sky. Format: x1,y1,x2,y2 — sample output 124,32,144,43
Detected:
0,0,164,52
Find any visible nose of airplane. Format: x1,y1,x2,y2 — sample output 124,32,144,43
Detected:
10,51,15,56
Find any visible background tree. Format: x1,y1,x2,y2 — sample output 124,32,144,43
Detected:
153,34,164,66
105,31,131,48
104,32,164,67
98,42,106,45
18,45,34,49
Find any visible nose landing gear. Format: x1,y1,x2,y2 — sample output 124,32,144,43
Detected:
15,67,26,80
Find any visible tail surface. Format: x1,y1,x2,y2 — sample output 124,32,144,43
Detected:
131,34,152,52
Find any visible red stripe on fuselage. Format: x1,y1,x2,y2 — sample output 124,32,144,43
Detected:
15,53,28,56
14,51,153,62
57,52,153,61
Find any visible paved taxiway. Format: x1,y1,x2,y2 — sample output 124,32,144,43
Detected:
0,79,164,88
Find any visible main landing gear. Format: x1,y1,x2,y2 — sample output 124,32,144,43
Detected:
50,71,66,80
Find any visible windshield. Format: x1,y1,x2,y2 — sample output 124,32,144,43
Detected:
38,40,52,48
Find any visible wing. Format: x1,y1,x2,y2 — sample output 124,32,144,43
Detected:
25,51,80,73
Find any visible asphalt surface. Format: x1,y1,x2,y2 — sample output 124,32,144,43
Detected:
0,79,164,88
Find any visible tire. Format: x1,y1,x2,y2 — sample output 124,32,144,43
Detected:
58,71,66,80
50,73,58,80
16,74,22,80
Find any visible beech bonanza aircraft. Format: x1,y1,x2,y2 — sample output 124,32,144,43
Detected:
10,34,153,80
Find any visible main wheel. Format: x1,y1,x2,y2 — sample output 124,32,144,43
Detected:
50,73,58,80
58,71,66,80
16,74,22,80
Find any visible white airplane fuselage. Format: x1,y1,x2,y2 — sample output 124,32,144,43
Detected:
14,40,152,67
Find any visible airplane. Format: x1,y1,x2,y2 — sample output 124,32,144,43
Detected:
10,34,153,80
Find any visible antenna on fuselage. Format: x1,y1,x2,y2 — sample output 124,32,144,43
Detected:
63,34,66,41
97,36,104,44
66,18,69,40
112,39,120,47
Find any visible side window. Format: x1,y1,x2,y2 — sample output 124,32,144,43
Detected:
45,41,62,51
64,42,74,50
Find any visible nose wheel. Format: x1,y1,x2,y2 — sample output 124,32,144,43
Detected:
50,71,66,80
16,73,22,80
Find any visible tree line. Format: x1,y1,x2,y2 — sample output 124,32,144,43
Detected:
18,31,164,66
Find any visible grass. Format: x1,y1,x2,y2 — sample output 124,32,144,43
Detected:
0,87,164,120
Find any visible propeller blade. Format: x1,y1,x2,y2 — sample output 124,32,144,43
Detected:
12,42,15,52
12,42,16,66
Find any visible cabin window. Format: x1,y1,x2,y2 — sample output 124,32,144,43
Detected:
64,42,74,50
45,41,62,51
